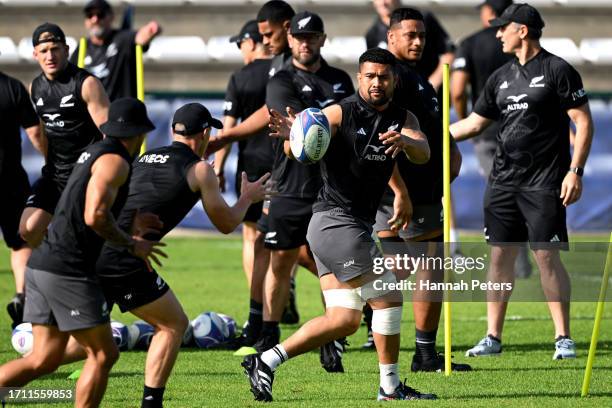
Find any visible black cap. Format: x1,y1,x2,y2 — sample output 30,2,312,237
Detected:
172,103,223,136
32,23,66,47
290,11,324,35
229,20,263,44
84,0,112,14
479,0,513,16
100,98,155,138
489,3,545,30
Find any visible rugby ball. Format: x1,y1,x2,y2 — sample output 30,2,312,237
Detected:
11,322,33,355
217,313,237,340
129,320,155,351
191,312,226,349
289,107,331,164
111,321,129,351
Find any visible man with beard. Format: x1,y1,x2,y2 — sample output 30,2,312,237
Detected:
254,11,355,374
70,0,161,100
243,48,434,402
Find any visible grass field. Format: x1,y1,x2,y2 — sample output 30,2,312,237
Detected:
0,233,610,407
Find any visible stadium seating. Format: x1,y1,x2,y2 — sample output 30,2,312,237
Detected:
206,36,242,63
540,38,583,64
144,36,209,63
0,37,19,63
579,38,612,64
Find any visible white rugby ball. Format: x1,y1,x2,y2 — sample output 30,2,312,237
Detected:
11,322,33,355
289,107,331,164
191,312,226,349
111,321,129,351
129,320,155,350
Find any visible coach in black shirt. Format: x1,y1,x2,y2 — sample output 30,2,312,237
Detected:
451,3,594,360
364,0,455,90
70,0,161,100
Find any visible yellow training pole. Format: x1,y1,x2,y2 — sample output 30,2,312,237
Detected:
442,64,452,376
136,44,146,154
581,232,612,396
77,37,87,68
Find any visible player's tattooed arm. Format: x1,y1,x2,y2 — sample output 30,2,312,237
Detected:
81,76,110,131
85,154,166,268
381,110,429,163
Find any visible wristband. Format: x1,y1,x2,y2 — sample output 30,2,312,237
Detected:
568,167,584,176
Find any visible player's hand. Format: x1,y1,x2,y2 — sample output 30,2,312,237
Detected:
216,171,226,193
379,130,410,158
240,171,272,203
388,192,412,232
132,210,163,237
130,236,167,272
269,107,296,140
560,171,582,206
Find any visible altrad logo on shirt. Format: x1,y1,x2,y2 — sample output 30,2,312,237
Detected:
505,94,529,111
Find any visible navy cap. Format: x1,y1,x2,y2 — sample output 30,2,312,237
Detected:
100,98,155,138
489,3,545,30
32,23,66,47
290,11,324,35
229,20,263,44
84,0,112,14
172,103,223,136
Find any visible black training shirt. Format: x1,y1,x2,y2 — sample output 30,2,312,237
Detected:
474,49,588,190
70,29,141,101
96,142,201,277
31,63,102,188
314,94,407,223
0,72,39,177
265,59,354,199
28,137,133,277
224,58,274,180
364,12,455,79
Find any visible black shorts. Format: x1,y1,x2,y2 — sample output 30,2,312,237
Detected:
99,270,170,313
0,171,30,249
256,202,269,234
26,176,63,215
264,196,313,250
484,186,568,250
24,267,110,332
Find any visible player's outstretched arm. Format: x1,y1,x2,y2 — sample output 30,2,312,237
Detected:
449,112,492,142
213,116,238,192
381,111,429,163
189,161,270,234
560,103,594,207
85,154,167,269
81,76,110,130
388,163,412,232
135,21,162,46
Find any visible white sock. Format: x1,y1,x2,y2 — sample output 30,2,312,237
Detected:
450,228,460,253
261,344,289,371
379,363,400,394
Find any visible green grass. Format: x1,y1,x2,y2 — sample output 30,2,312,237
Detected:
0,233,610,407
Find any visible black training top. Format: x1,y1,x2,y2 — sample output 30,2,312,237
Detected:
391,59,448,205
474,49,588,191
31,63,102,188
268,50,293,79
0,72,39,178
28,137,133,277
453,26,513,106
364,12,455,79
96,142,201,277
313,94,407,223
224,58,274,179
265,59,354,199
70,29,140,101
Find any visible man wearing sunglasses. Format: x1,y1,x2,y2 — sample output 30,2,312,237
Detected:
70,0,161,101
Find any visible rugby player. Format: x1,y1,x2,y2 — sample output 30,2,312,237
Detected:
0,72,44,327
254,11,355,374
451,0,533,279
70,0,161,101
0,98,160,407
243,48,435,401
371,7,470,372
450,3,594,359
214,20,273,346
20,23,109,248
